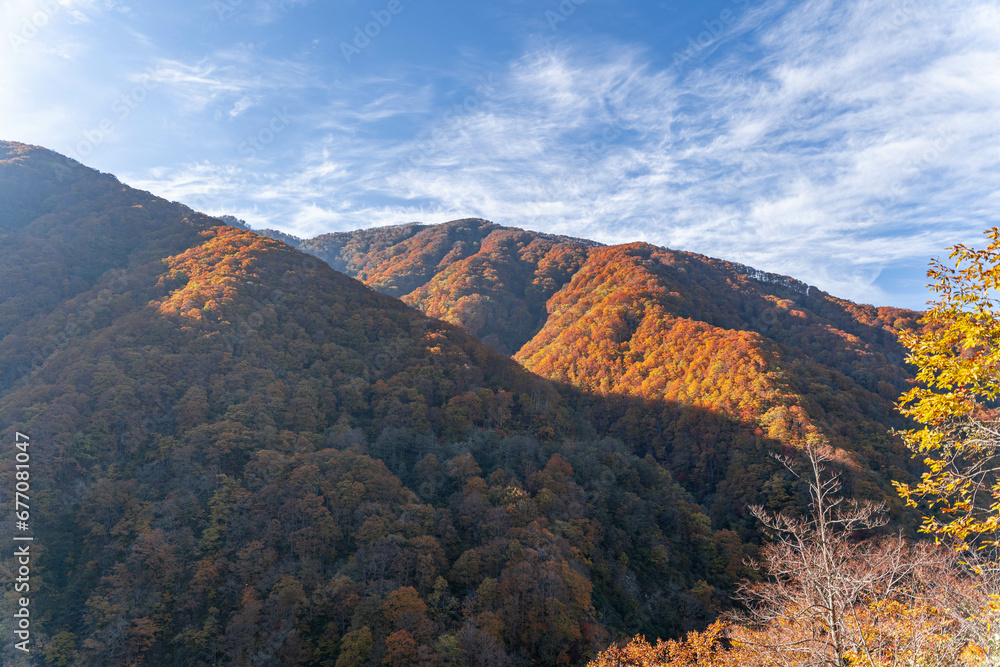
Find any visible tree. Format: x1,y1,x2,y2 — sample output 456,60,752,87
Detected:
895,227,1000,549
730,445,889,665
335,627,373,667
383,630,418,666
729,445,979,667
587,622,736,666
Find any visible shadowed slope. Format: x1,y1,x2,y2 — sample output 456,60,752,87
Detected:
275,219,599,354
0,142,212,359
517,242,922,526
273,223,923,527
0,143,767,665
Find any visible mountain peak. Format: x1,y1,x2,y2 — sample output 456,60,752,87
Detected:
0,139,48,159
0,145,926,665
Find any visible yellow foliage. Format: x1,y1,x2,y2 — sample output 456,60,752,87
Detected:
895,227,1000,547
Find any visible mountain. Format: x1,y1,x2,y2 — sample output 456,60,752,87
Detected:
262,220,924,530
264,219,600,355
0,143,759,666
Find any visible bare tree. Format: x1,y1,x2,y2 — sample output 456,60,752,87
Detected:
934,546,1000,667
728,444,983,667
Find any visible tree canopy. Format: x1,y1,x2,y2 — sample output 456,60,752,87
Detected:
896,228,1000,548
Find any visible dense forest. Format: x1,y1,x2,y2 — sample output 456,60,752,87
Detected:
262,219,925,533
0,142,929,665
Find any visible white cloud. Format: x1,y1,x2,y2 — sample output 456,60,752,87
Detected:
228,93,261,119
117,0,1000,308
248,0,313,25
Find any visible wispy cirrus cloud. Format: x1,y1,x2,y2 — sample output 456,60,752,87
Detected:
246,0,314,25
119,0,1000,307
147,47,316,116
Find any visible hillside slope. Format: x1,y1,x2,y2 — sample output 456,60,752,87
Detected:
0,143,745,666
515,242,922,526
265,221,923,528
269,219,599,354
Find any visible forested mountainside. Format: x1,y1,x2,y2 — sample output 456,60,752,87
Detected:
261,220,924,531
263,220,601,355
1,142,762,666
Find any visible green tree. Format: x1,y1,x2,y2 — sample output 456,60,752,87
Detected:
43,631,77,666
335,626,373,667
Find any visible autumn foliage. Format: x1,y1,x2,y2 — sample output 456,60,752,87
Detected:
0,144,745,665
0,142,959,666
591,448,993,667
895,227,1000,547
282,220,926,535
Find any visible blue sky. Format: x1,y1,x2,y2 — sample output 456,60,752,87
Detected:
2,0,998,309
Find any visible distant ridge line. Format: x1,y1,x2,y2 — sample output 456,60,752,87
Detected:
729,261,817,297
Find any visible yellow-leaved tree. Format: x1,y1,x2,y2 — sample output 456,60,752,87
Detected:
895,227,1000,548
893,227,1000,665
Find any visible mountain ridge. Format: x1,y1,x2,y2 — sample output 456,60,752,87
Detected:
259,218,923,528
0,141,925,665
0,142,763,665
